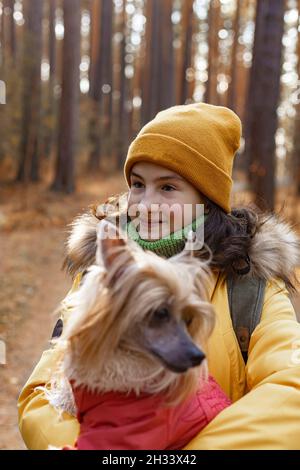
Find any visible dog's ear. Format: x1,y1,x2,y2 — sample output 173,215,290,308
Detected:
96,219,132,271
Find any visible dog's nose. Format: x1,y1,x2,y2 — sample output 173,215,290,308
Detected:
190,349,206,366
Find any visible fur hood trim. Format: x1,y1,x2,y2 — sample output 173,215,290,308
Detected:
62,208,300,290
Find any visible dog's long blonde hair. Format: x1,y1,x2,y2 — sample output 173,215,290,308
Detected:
55,230,215,406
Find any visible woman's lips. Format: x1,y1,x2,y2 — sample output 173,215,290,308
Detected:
139,220,163,226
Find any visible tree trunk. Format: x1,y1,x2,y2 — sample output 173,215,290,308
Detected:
116,0,129,169
204,0,221,105
44,0,57,159
244,0,285,211
51,0,81,193
227,0,241,112
178,0,194,104
141,0,153,124
88,0,113,172
16,0,43,183
1,0,16,66
141,0,175,125
89,0,102,100
161,0,175,109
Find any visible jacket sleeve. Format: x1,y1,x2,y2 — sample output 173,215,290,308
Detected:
18,273,83,450
184,277,300,450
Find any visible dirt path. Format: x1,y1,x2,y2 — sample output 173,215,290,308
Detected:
0,228,71,449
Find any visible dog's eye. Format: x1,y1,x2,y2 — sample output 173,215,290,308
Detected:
153,307,171,322
185,317,193,327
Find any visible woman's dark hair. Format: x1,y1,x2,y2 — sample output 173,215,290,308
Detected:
200,196,258,277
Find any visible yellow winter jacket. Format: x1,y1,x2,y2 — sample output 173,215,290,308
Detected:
18,270,300,450
18,209,300,449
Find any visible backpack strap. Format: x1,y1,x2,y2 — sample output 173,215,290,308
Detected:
227,275,266,363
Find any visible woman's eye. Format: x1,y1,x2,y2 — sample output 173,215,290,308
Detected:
131,181,144,189
161,184,175,192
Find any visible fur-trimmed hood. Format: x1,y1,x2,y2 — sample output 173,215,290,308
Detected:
62,207,300,292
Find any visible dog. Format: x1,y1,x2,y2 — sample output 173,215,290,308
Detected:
45,219,230,450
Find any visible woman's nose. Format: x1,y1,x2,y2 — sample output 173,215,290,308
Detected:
138,200,158,213
138,190,160,211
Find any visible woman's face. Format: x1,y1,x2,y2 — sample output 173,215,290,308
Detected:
127,162,205,240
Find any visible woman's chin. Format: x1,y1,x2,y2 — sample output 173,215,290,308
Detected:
138,224,169,241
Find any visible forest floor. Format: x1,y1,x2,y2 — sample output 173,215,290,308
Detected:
0,172,299,449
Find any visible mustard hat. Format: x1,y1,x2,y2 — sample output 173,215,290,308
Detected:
123,102,242,214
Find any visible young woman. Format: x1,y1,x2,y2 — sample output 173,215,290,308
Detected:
18,102,300,449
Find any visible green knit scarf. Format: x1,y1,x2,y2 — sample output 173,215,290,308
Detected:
124,213,208,258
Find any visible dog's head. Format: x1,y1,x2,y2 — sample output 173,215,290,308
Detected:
60,219,215,399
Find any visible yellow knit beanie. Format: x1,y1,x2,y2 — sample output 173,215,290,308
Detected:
123,102,242,214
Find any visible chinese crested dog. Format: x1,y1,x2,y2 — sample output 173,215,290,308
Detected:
45,220,230,450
